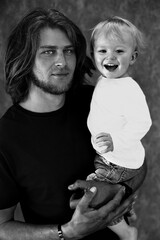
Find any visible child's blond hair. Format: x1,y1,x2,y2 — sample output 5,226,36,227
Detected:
90,16,146,57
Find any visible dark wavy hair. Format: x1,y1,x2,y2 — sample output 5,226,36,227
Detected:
5,8,95,103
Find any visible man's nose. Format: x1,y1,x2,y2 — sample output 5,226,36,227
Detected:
54,53,66,68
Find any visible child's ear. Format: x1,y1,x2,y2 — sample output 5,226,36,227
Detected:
130,51,138,65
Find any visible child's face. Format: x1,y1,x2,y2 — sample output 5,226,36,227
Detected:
93,31,136,79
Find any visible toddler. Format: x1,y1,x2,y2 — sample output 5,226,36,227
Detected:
87,16,152,240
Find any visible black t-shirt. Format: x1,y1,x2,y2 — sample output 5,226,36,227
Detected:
0,85,119,239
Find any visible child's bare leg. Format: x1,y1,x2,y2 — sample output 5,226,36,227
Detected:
108,218,138,240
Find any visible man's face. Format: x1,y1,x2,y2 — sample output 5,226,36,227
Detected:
32,27,76,95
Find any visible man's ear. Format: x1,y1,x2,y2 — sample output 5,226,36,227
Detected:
130,51,138,65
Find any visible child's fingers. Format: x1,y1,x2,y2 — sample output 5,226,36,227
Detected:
95,132,110,139
96,141,111,147
95,135,112,144
96,141,113,154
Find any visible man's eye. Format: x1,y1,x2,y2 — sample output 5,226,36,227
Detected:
42,50,55,55
64,49,75,55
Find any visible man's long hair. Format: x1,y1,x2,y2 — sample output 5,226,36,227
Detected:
5,8,95,103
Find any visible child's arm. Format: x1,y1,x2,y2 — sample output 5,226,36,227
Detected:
110,81,152,151
93,132,114,154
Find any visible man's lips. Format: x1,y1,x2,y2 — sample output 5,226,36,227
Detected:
51,72,69,76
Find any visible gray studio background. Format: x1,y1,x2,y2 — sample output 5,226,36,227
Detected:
0,0,160,239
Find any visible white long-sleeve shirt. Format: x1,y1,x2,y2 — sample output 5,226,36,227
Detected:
87,76,152,169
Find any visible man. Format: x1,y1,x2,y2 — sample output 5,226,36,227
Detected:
0,8,144,239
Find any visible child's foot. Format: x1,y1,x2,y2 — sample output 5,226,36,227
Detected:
120,226,138,240
128,211,137,221
127,209,137,222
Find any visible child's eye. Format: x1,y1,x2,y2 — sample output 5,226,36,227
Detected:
98,49,106,54
116,49,124,54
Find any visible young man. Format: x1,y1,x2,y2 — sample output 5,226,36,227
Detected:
0,8,144,239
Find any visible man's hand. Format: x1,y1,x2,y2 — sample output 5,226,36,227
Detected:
93,132,113,154
63,181,135,239
68,180,122,209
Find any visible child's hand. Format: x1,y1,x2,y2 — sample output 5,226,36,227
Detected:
94,132,113,154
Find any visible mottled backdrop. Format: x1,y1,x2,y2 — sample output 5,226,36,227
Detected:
0,0,160,239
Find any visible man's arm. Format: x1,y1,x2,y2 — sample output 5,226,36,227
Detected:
0,186,130,240
63,185,130,239
0,205,60,240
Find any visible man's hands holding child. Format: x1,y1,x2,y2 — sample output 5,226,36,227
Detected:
93,132,113,154
64,180,136,239
68,180,122,209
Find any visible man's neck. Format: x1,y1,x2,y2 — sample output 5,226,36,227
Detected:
20,87,66,113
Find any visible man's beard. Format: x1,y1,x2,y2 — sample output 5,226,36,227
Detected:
30,72,73,95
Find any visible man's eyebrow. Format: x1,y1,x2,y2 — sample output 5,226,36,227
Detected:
39,45,74,49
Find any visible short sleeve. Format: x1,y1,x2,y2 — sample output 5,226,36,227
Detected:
0,151,19,209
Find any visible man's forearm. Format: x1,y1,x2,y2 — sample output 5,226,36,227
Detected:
0,221,60,240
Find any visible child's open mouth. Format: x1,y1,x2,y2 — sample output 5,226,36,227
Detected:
104,64,118,72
